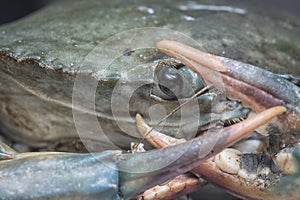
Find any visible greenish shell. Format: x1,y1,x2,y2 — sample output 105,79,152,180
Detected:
0,0,299,152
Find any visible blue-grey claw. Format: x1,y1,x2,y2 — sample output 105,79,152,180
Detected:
118,106,286,199
0,106,285,199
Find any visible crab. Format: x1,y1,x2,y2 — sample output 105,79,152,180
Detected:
0,0,299,199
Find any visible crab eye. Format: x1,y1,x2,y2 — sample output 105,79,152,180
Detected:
151,60,205,101
156,67,184,99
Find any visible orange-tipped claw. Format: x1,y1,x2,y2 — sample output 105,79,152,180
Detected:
157,40,300,116
136,106,287,199
137,106,287,148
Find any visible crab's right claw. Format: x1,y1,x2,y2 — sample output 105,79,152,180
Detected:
157,40,300,133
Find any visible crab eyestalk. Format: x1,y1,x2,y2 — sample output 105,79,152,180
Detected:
118,106,286,199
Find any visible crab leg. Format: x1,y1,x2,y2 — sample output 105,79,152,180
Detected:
0,107,284,200
118,108,285,199
137,112,300,200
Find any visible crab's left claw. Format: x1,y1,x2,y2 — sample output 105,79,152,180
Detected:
157,40,300,199
0,107,283,200
118,106,286,199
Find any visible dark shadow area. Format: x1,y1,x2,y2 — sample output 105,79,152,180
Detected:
0,0,299,26
0,0,56,25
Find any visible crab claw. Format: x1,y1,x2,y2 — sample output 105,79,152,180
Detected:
137,122,300,200
157,40,300,133
0,107,285,200
118,106,286,199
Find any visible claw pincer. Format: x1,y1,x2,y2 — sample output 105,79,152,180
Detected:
157,40,300,116
0,106,284,199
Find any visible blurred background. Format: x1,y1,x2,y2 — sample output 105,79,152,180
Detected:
0,0,56,25
0,0,299,25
